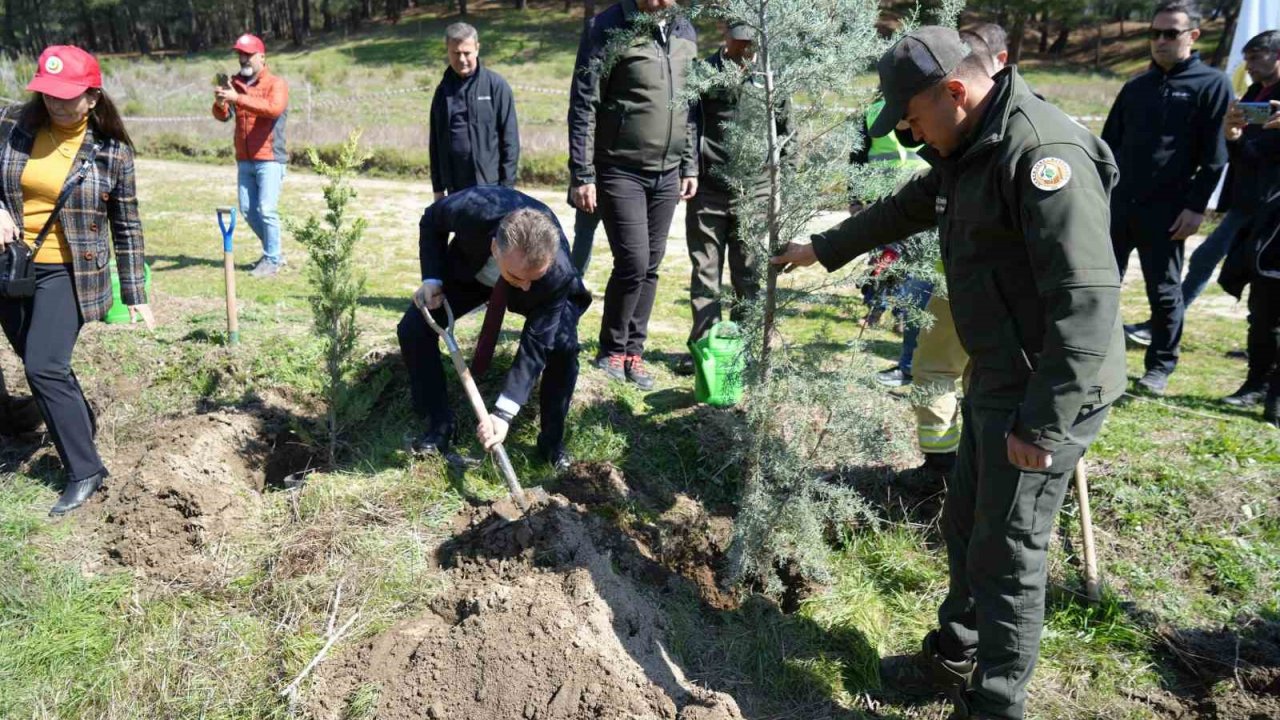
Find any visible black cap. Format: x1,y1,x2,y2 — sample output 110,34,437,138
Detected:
869,26,972,138
728,23,755,42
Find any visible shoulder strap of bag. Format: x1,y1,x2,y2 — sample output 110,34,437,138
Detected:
30,141,103,256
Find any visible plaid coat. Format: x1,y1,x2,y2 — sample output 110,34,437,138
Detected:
0,104,147,322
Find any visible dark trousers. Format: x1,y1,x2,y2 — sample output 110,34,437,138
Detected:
1112,201,1185,375
937,401,1110,720
1247,276,1280,392
0,264,104,482
571,208,601,275
684,188,761,345
396,286,582,454
597,164,680,357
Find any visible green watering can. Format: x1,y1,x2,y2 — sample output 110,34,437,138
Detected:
690,321,745,407
103,259,152,325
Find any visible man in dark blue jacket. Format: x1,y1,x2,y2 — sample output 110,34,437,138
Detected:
429,23,519,201
397,187,591,468
1102,0,1231,396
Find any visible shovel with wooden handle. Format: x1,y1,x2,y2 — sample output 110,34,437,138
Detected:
419,298,529,513
1074,458,1101,602
216,207,239,345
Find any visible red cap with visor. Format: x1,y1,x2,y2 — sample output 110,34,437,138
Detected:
26,46,102,100
232,34,266,55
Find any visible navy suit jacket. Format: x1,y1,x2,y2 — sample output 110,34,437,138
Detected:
418,186,590,411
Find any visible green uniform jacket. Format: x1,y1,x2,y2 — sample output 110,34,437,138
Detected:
812,68,1126,453
567,0,699,186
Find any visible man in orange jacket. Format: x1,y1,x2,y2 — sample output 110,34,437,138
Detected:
212,33,290,278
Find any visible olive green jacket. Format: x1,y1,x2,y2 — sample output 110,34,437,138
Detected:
812,68,1126,453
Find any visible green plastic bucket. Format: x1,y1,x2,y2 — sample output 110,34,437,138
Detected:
104,260,152,325
690,321,745,407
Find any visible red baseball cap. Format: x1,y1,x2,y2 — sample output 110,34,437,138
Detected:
26,46,102,100
232,34,266,55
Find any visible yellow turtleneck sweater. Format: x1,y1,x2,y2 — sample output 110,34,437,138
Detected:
21,116,88,264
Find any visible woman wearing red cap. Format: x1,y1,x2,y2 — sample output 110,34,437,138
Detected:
0,45,153,516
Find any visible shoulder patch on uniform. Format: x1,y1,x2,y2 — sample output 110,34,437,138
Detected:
1030,157,1071,191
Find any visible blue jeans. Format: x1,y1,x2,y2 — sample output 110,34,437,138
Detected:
1182,209,1251,309
237,160,286,263
897,278,934,373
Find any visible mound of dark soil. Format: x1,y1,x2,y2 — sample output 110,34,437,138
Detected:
308,497,743,720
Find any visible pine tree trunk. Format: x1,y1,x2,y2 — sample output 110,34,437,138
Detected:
458,0,468,15
758,0,783,379
80,0,99,50
1048,24,1070,54
1,0,16,57
1006,11,1028,64
1210,2,1239,68
288,0,305,46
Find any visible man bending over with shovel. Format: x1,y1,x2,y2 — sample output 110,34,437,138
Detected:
398,186,591,471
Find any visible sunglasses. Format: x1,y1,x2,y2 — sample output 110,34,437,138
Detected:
1149,27,1193,41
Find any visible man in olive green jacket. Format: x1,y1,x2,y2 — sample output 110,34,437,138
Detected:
774,27,1125,720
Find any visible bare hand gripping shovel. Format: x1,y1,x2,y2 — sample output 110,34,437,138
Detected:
419,299,530,514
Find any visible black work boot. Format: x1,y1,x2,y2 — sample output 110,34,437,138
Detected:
1264,393,1280,429
624,354,656,391
592,353,626,382
50,471,106,516
1223,380,1269,408
918,451,956,480
409,421,454,457
879,630,974,698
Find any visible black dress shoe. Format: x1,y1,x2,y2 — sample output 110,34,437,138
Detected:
542,447,574,474
0,395,44,435
1222,380,1269,408
409,422,454,457
50,471,105,516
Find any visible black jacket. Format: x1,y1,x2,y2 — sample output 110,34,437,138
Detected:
419,187,591,411
694,48,790,197
1101,52,1231,213
567,0,698,185
429,63,519,194
1220,82,1280,214
1220,190,1280,297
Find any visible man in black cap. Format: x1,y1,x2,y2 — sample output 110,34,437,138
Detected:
678,22,781,373
773,26,1125,720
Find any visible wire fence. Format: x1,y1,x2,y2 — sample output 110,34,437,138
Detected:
2,82,1103,127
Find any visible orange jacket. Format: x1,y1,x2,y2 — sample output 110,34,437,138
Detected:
212,67,289,162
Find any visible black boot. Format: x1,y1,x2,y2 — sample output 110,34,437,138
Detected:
1222,380,1269,408
879,630,974,698
50,471,105,516
1264,394,1280,429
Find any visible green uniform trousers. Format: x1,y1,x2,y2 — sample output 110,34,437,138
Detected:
911,292,968,454
937,400,1109,720
684,188,761,344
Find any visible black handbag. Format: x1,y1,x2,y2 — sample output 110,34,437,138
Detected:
0,142,102,299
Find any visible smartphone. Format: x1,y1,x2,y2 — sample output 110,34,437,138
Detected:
214,72,230,88
1238,102,1275,125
